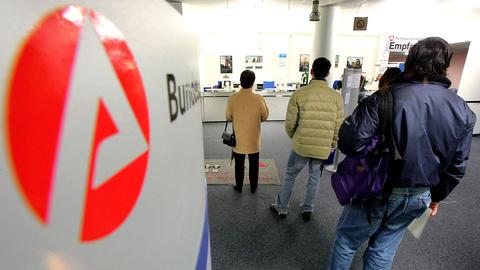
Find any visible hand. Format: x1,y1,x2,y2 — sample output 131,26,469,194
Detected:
429,202,439,217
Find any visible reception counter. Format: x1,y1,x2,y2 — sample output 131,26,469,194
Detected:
201,91,293,122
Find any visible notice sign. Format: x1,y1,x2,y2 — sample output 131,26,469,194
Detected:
387,35,419,54
279,53,287,67
353,17,368,31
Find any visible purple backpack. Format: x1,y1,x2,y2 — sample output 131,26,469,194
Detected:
331,90,395,206
331,136,390,205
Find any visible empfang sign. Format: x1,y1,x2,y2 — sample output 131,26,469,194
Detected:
387,36,419,54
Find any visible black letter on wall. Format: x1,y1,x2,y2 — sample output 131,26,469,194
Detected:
179,85,186,114
167,74,178,122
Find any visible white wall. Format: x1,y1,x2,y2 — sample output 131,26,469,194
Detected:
449,50,468,89
186,0,480,97
198,32,381,89
337,0,480,100
458,37,480,101
331,34,381,84
199,33,312,87
184,2,314,88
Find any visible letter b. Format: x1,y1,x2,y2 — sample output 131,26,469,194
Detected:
167,74,178,122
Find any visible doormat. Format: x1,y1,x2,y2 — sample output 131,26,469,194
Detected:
205,159,281,185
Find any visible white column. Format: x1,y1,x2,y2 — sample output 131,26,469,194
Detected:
311,5,340,81
313,6,341,172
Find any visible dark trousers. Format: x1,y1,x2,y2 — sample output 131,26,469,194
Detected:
233,152,259,192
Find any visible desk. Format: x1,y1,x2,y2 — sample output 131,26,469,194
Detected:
201,91,293,122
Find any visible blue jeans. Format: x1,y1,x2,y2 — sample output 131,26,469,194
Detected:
274,150,323,214
328,187,431,270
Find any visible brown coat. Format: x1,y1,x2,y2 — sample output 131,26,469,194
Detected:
225,88,269,154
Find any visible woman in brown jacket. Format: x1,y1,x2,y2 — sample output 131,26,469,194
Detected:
225,70,269,193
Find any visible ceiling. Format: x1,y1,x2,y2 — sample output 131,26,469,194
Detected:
179,0,371,7
178,0,480,12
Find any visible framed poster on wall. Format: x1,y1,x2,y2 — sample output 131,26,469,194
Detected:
245,55,263,64
299,54,310,72
220,55,233,73
346,57,363,69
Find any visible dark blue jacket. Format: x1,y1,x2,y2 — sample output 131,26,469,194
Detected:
338,76,476,202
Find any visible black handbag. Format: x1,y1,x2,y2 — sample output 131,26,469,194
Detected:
222,120,236,147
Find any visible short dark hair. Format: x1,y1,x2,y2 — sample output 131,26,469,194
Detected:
240,70,255,88
311,57,331,79
404,37,453,81
379,67,402,89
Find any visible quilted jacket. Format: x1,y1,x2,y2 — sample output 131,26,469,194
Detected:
285,80,344,159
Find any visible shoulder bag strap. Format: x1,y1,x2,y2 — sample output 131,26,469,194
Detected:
224,120,235,134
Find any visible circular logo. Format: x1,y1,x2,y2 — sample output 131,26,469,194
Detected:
6,6,150,242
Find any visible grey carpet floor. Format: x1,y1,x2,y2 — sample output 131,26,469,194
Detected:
204,122,480,270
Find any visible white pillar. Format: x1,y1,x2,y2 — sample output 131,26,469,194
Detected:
311,5,340,81
313,6,341,172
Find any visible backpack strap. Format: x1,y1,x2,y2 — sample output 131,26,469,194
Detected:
366,89,399,224
377,88,393,148
379,89,402,160
378,88,397,195
377,88,403,192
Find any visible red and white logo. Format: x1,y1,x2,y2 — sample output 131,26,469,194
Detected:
6,6,150,242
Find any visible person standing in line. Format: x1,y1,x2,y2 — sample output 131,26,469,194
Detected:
328,37,476,270
225,70,269,194
358,67,402,103
270,57,344,221
378,67,402,89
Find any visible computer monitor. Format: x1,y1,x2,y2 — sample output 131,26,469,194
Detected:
263,81,275,89
256,84,263,90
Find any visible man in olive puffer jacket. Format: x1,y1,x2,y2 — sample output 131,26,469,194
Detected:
271,57,344,221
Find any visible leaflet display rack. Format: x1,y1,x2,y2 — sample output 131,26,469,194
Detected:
326,68,363,172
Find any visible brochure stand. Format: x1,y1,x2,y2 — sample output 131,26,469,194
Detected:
326,68,362,172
